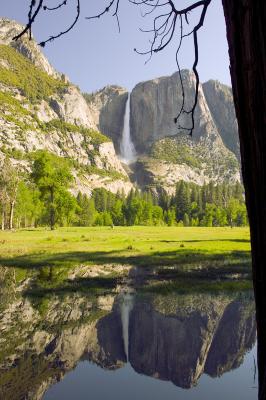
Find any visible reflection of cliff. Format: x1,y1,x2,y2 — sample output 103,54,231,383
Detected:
90,309,126,369
0,290,256,399
128,293,256,388
205,299,256,376
0,292,124,400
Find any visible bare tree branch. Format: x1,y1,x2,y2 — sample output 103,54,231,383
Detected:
43,0,68,11
86,0,121,32
13,0,44,41
39,0,80,47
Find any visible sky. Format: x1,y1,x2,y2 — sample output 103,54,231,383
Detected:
1,0,231,93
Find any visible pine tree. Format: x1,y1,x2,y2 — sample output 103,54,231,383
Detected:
175,181,190,221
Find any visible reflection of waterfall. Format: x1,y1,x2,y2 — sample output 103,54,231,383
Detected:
120,94,136,164
120,292,134,361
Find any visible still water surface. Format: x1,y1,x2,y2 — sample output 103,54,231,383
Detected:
0,284,257,400
45,349,257,400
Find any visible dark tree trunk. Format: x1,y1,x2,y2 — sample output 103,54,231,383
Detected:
9,200,15,230
50,187,55,230
1,209,5,231
222,1,266,398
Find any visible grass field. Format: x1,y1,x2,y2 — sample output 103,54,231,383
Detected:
0,225,250,273
0,226,250,261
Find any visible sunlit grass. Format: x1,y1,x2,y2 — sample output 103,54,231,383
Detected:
0,226,252,296
0,226,250,267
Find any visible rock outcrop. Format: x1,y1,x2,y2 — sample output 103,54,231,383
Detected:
130,70,230,150
128,70,241,190
0,18,133,195
49,85,98,129
84,86,128,152
203,80,240,159
0,18,59,78
84,71,241,191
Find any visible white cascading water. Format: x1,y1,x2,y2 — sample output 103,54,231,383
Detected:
120,292,134,361
120,94,136,164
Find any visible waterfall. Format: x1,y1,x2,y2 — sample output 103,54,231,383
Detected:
120,292,134,361
120,94,136,164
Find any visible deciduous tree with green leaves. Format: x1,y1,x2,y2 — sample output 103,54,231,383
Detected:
31,151,73,230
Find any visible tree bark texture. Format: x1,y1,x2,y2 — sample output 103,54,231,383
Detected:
50,187,55,230
1,209,5,231
9,200,15,230
222,1,266,398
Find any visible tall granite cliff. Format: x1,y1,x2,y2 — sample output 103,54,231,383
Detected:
130,70,214,151
128,71,240,191
203,79,239,159
87,70,241,191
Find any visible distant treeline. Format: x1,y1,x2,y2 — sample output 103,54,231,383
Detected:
0,151,247,230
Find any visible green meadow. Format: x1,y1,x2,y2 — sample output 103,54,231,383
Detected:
0,226,251,279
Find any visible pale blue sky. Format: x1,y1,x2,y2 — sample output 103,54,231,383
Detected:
1,0,230,93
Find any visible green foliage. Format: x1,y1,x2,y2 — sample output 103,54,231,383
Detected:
31,151,73,190
78,164,127,182
95,211,113,226
31,151,74,229
0,149,247,230
151,137,201,168
0,91,36,131
175,181,190,220
52,189,78,227
43,119,110,146
0,91,30,116
0,146,24,160
76,192,97,226
111,198,124,226
164,208,176,226
183,213,190,227
92,188,111,212
83,129,110,145
0,45,67,102
15,181,43,227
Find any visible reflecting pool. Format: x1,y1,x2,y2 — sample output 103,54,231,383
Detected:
0,274,257,400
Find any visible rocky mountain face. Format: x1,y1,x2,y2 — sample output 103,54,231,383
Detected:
203,80,240,159
0,18,133,196
128,71,240,192
84,85,128,153
0,17,241,196
0,18,59,78
87,71,241,192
